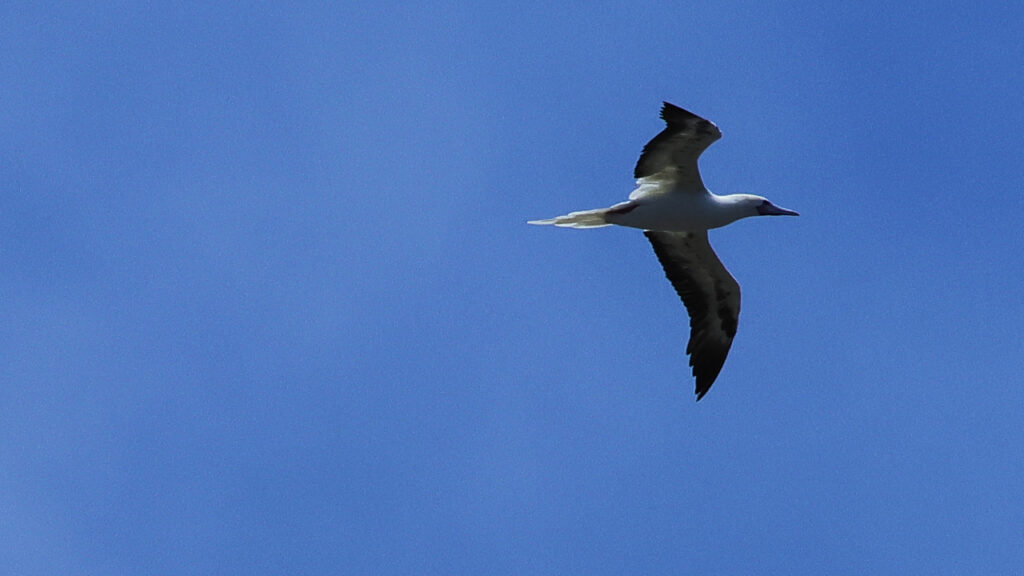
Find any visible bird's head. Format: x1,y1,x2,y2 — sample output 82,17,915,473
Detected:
738,195,799,217
719,194,799,220
710,194,799,228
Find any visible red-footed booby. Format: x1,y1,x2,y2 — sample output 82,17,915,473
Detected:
529,102,798,400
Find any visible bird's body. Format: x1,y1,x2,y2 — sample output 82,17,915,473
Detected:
605,192,772,232
529,102,797,400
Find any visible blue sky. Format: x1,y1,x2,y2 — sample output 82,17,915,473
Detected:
3,2,1023,574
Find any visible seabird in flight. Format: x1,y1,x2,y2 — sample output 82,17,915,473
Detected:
529,102,798,400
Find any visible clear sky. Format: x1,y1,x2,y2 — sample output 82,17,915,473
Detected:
3,2,1023,574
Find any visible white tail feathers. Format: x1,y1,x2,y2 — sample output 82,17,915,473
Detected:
527,208,611,229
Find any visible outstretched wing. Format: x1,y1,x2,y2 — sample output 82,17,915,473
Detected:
632,102,722,194
644,230,740,400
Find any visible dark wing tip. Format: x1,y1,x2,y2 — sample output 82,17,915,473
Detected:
694,367,724,401
692,349,729,401
660,102,706,125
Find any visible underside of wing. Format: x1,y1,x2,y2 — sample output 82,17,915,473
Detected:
644,230,740,400
633,103,722,194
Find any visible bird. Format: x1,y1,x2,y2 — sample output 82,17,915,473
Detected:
528,102,798,400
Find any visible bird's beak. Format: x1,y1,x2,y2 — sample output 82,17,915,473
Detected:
758,204,799,216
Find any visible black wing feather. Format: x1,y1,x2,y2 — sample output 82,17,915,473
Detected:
644,230,741,400
633,102,722,190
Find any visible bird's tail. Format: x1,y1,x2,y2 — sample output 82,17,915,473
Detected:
527,207,612,229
